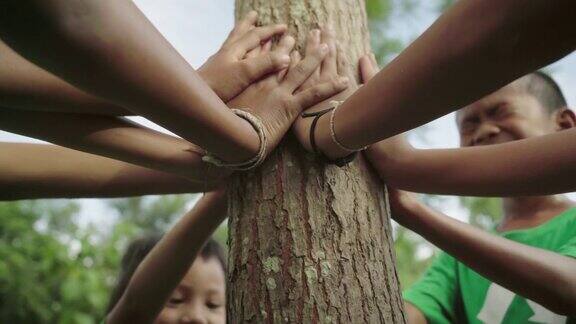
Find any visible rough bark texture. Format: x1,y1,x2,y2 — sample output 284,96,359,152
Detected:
228,1,406,323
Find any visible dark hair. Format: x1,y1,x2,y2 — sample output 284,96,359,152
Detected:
106,234,227,313
521,71,568,113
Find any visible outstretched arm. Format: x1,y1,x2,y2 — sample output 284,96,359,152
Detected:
0,13,291,116
106,190,227,324
0,142,206,200
367,129,576,197
294,0,576,159
344,52,576,197
0,108,226,184
0,39,128,116
0,2,293,164
390,189,576,316
0,33,346,185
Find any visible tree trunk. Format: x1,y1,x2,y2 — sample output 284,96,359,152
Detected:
228,1,405,323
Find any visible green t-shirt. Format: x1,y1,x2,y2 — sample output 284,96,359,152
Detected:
404,208,576,324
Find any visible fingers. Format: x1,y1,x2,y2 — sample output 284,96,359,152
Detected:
278,50,299,82
283,41,329,91
359,53,379,83
306,29,322,81
245,39,272,59
275,34,296,56
233,11,258,37
321,27,338,76
242,51,291,82
262,39,272,53
296,77,349,109
245,44,260,59
274,35,297,81
336,45,350,77
235,24,288,54
225,11,258,45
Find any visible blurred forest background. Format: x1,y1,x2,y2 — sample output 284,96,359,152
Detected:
0,0,519,322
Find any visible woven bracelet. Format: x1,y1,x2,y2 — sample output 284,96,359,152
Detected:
202,109,267,171
329,100,368,152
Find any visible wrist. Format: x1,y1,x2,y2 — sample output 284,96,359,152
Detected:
315,109,357,160
215,113,261,164
202,109,267,171
197,66,224,101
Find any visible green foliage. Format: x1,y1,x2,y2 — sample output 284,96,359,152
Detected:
108,194,196,232
0,200,110,323
461,197,502,230
0,195,194,322
394,227,435,289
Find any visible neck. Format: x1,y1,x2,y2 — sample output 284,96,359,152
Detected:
499,195,574,231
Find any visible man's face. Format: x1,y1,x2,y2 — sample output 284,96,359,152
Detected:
457,82,557,147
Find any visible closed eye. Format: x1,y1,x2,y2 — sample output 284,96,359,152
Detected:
460,116,479,133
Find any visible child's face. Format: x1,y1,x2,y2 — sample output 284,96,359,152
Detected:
155,257,226,324
456,82,558,147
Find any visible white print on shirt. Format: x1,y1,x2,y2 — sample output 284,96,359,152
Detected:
477,283,566,324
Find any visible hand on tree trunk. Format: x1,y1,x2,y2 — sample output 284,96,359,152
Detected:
293,44,377,154
198,11,290,102
227,31,349,157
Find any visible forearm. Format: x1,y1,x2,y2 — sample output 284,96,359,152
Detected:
0,143,209,200
404,204,576,315
367,129,576,197
0,0,259,162
0,40,129,116
108,190,227,323
0,108,231,184
315,0,576,156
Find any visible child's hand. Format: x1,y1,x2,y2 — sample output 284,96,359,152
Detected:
292,31,374,152
227,32,349,156
198,11,291,102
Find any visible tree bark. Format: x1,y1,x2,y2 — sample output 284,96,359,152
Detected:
228,1,405,323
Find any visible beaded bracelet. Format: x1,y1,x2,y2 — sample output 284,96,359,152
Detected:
329,100,368,152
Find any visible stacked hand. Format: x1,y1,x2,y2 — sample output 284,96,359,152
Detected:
227,29,349,155
202,19,393,166
198,11,291,102
291,27,357,152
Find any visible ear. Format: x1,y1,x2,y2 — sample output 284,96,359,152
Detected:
554,108,576,130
